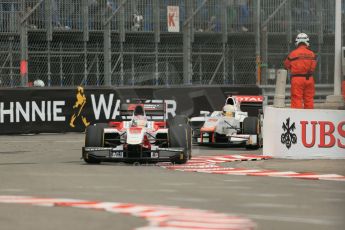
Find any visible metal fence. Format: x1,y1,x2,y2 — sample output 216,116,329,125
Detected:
0,0,344,87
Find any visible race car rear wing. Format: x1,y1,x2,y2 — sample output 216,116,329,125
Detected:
227,95,265,116
120,100,166,120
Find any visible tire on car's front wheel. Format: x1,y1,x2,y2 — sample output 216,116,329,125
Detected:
243,117,260,150
84,124,104,164
168,115,192,164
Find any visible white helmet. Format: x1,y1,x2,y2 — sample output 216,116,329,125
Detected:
33,79,45,87
295,33,310,47
222,104,235,117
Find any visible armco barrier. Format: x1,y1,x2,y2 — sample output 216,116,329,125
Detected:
0,85,261,134
263,106,345,159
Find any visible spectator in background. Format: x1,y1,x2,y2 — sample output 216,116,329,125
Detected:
54,0,71,29
88,0,116,30
196,0,208,32
206,1,221,32
238,0,249,32
130,0,145,31
52,0,62,28
206,16,216,32
60,0,80,30
26,2,38,29
106,0,117,30
73,0,81,29
132,11,143,31
227,0,237,32
106,0,116,14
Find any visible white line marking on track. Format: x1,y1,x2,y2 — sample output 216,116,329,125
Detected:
161,155,345,182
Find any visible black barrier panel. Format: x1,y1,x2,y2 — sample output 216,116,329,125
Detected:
0,87,118,134
0,85,261,134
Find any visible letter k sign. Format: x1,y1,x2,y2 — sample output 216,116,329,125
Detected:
168,13,175,27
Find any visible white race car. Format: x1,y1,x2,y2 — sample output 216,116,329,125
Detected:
82,100,192,164
190,95,264,149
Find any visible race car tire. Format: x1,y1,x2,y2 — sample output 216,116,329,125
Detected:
95,123,109,129
189,120,204,145
187,125,192,159
243,117,259,135
243,117,260,150
191,128,200,145
168,115,192,163
169,126,190,164
84,124,104,164
214,133,228,143
168,115,189,126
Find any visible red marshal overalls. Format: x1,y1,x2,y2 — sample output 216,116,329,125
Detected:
284,45,317,109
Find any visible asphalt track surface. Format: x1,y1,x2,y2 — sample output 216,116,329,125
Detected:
0,133,344,230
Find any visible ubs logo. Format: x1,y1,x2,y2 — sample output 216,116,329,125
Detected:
281,117,297,149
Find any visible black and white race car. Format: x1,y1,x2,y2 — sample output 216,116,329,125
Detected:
189,95,264,149
82,100,191,164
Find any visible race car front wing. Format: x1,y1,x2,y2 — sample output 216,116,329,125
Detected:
82,146,186,162
197,133,258,146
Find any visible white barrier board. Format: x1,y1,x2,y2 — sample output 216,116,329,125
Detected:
263,106,345,159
